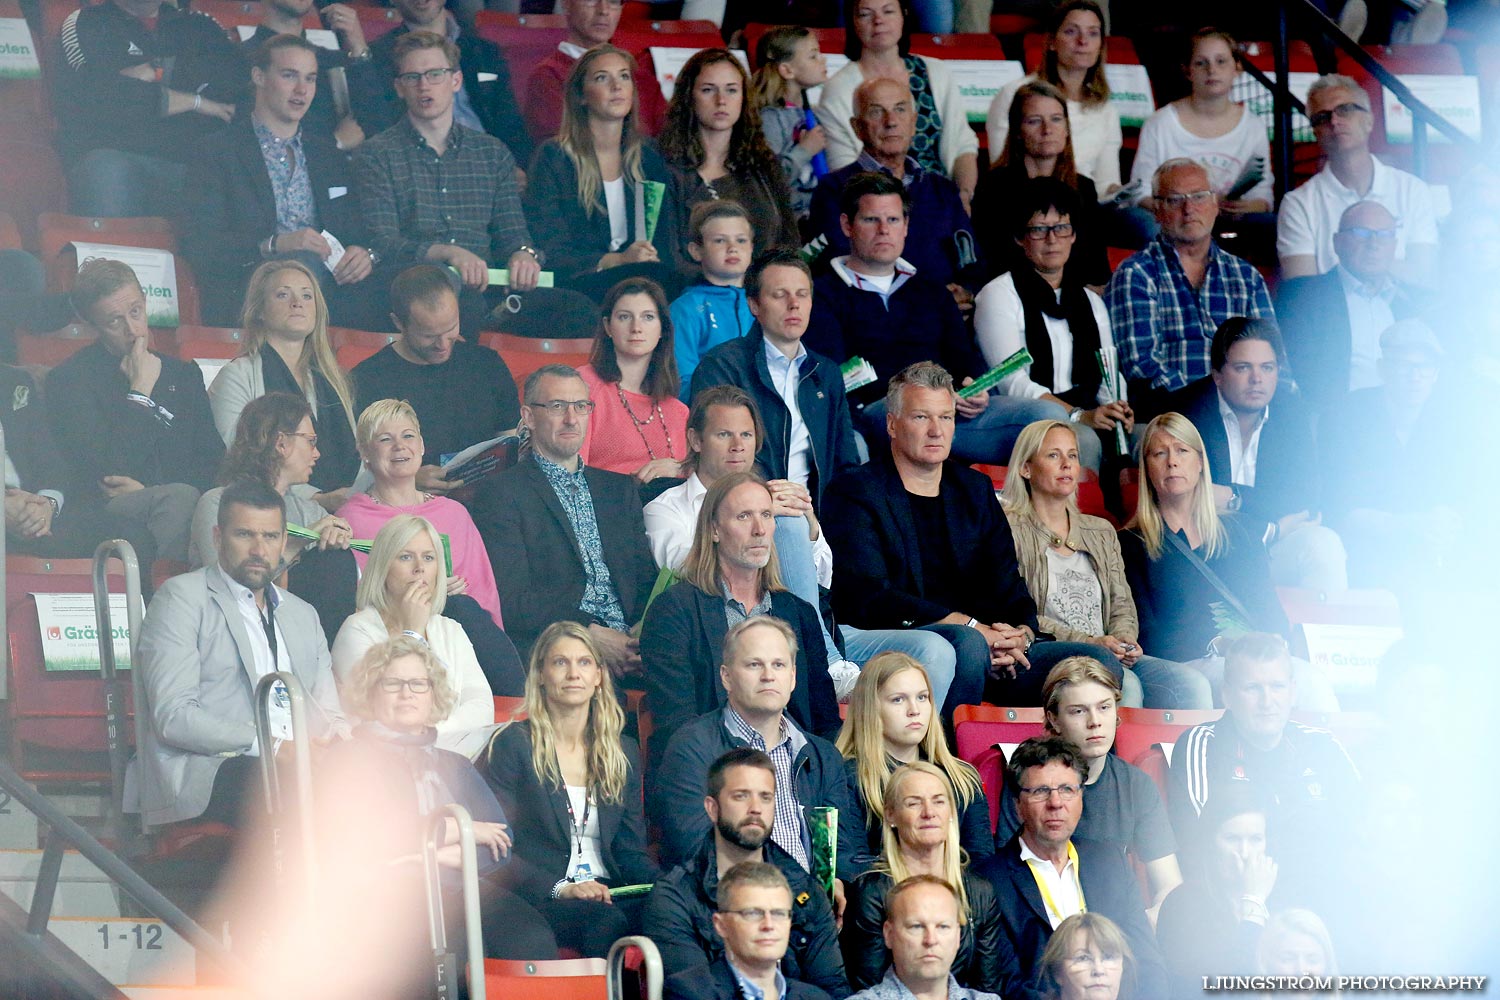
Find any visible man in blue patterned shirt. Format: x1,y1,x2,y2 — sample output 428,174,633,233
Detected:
1105,159,1275,415
473,363,656,664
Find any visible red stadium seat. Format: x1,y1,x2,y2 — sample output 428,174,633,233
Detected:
952,705,1047,832
483,957,608,1000
1023,33,1139,71
335,342,383,370
353,4,403,42
481,332,594,403
969,464,1119,527
15,323,92,366
37,213,202,326
743,24,846,65
493,695,525,722
909,32,1005,60
329,326,399,352
0,139,67,249
191,0,319,34
1112,707,1223,768
474,12,570,109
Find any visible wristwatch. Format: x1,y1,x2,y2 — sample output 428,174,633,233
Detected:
964,617,980,630
1068,407,1085,423
1227,485,1243,512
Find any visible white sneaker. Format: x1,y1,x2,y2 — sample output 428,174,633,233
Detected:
829,660,862,703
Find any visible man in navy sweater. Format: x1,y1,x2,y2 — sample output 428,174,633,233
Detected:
806,172,1065,464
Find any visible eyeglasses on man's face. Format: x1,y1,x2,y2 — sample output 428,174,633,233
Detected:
721,908,793,923
1022,222,1075,242
1160,190,1214,210
1018,782,1082,802
1309,101,1367,127
528,399,596,415
396,67,456,87
1337,225,1397,243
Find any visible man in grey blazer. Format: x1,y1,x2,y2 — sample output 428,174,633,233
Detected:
129,481,349,828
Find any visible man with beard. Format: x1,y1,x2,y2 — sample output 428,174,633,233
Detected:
131,481,349,828
643,747,851,998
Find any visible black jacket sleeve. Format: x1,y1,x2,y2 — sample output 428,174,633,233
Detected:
838,872,891,990
640,584,715,766
963,873,1006,995
649,718,722,869
959,785,995,866
524,141,600,279
641,868,715,979
613,736,662,885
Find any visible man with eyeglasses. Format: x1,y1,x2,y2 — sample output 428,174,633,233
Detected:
1106,158,1275,413
523,0,668,142
133,480,349,828
849,876,1002,1000
1320,319,1455,588
809,77,983,295
647,747,850,998
1277,74,1437,286
348,0,531,165
353,264,520,495
471,363,655,664
665,861,834,1000
353,31,541,337
977,736,1166,1000
1276,200,1431,414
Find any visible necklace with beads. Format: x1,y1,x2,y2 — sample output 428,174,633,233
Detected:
615,382,675,461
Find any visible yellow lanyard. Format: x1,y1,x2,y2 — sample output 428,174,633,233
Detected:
1024,841,1086,925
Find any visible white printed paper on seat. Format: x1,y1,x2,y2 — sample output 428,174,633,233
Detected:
34,592,131,673
70,242,180,327
650,46,748,102
1104,63,1154,128
1300,623,1402,691
945,59,1025,124
0,17,41,79
1381,74,1481,144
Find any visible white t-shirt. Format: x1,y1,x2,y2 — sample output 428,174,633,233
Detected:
564,784,611,881
603,176,629,251
986,73,1124,190
1276,156,1439,272
1044,547,1105,636
1128,102,1273,206
971,271,1116,403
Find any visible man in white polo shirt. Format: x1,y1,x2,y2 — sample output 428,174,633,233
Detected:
1276,74,1438,286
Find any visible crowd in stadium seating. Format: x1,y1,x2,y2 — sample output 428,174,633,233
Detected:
7,0,1495,990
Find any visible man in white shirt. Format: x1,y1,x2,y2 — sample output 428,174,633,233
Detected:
1276,74,1439,285
1174,317,1348,595
976,736,1166,999
132,480,348,828
1275,200,1431,413
643,384,957,705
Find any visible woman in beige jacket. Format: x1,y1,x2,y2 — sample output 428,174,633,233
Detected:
1001,418,1212,709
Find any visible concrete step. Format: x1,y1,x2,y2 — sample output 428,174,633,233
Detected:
0,875,121,916
122,988,241,1000
0,790,41,849
49,916,198,987
0,847,113,881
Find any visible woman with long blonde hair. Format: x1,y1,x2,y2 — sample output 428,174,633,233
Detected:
208,258,359,494
835,652,990,869
1119,414,1320,704
841,761,1004,992
525,44,683,297
483,621,658,956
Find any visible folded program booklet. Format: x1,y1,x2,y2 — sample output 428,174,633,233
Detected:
440,432,520,486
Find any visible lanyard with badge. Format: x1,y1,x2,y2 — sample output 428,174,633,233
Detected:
1025,841,1086,925
565,785,597,883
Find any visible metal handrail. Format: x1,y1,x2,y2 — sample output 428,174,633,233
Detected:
421,803,486,1000
0,758,245,980
1273,0,1477,182
92,538,145,848
608,936,664,1000
252,671,319,899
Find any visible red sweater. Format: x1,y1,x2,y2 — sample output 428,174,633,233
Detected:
523,46,668,143
578,364,688,477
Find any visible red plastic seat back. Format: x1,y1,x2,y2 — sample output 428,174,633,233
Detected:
1112,707,1222,768
952,704,1047,830
483,957,609,1000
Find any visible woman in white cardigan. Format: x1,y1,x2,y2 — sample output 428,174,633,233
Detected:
331,513,498,759
208,259,359,497
817,0,979,206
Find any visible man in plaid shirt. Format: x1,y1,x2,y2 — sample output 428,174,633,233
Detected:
354,31,541,333
1106,159,1274,412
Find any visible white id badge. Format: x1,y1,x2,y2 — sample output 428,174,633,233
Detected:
268,678,295,742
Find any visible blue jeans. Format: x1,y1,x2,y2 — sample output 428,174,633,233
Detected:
908,0,954,32
840,624,959,708
773,514,842,665
1131,655,1214,709
858,394,1102,470
923,630,1127,714
67,148,187,218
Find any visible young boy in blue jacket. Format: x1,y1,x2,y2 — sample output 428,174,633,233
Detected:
671,201,757,401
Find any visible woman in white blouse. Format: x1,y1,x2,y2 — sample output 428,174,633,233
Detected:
973,178,1132,472
817,0,979,205
1128,29,1274,219
331,513,497,759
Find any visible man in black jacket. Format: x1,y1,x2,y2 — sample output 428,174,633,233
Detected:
1,365,114,557
976,737,1167,1000
184,35,385,329
56,0,246,216
1275,200,1431,415
471,364,654,663
822,362,1120,712
690,251,861,514
347,0,531,167
646,748,849,998
651,617,855,890
1174,316,1347,594
663,861,834,1000
45,260,221,564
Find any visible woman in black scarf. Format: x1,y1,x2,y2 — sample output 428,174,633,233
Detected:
972,178,1133,473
